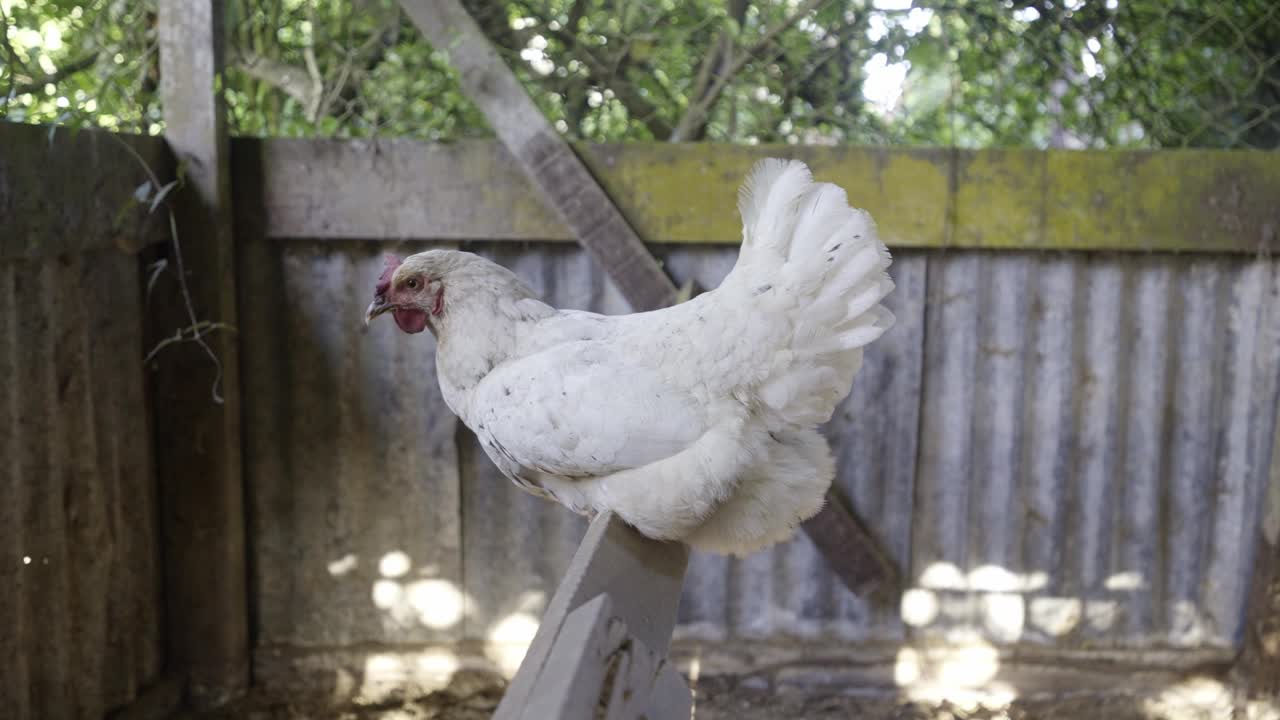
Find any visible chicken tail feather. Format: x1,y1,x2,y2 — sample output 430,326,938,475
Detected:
729,158,895,426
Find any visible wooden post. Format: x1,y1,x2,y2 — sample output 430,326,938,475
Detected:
398,0,900,602
494,513,690,719
1235,400,1280,697
515,594,693,720
154,0,249,708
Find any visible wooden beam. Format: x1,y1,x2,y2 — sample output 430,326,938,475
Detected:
1238,536,1280,697
494,513,688,717
1235,372,1280,697
0,124,173,260
802,491,901,603
105,675,183,720
514,594,692,720
398,0,676,310
517,594,624,720
396,0,902,607
154,0,248,708
240,137,1280,253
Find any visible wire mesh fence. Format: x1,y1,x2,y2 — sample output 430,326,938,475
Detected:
2,0,1277,149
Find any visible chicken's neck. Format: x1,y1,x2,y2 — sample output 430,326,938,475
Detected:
431,283,541,419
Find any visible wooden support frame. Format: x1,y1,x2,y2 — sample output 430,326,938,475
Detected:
153,0,249,708
243,137,1280,253
398,0,901,615
1235,332,1280,698
493,513,691,720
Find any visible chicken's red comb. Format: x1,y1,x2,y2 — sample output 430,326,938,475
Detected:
375,254,402,296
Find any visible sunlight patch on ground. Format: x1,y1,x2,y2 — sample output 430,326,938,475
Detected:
357,649,461,704
895,635,1014,713
1143,676,1235,719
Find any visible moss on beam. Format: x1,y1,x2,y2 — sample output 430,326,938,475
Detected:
251,137,1280,253
585,143,1280,253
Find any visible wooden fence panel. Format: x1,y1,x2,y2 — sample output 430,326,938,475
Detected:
0,126,169,720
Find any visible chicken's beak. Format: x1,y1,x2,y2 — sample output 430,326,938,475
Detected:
365,296,393,326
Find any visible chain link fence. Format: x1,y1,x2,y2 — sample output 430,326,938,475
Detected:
3,0,1277,149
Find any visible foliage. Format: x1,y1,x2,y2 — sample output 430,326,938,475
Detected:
1,0,159,131
896,0,1280,149
2,0,1277,149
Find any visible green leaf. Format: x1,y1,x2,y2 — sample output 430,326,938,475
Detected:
149,180,180,213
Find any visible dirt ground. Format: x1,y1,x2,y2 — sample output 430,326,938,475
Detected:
183,670,1273,720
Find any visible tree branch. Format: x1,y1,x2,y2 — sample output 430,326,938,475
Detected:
0,4,18,100
229,48,319,109
543,25,674,138
670,0,830,141
301,3,325,121
6,52,100,97
675,0,747,141
226,3,400,125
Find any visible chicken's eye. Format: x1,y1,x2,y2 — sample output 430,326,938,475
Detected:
406,278,419,290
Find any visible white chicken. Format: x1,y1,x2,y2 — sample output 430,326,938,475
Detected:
365,159,894,555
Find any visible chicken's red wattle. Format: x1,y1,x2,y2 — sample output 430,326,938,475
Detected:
393,308,428,334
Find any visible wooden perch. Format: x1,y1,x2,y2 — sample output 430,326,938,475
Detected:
493,513,690,719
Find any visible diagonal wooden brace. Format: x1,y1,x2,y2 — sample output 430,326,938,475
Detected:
398,0,901,602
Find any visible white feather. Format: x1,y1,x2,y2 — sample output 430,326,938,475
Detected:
400,158,895,555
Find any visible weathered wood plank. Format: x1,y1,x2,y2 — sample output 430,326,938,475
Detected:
398,0,676,310
91,253,164,705
0,253,25,718
800,495,901,605
517,594,621,720
1233,261,1280,694
105,675,183,720
638,663,695,720
601,630,692,720
243,137,1280,253
0,124,173,260
507,593,692,720
494,512,688,717
153,0,248,707
3,204,165,717
1238,533,1280,696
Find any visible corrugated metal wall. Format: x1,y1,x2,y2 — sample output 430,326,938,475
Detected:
0,251,164,718
914,252,1280,649
241,240,1280,671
